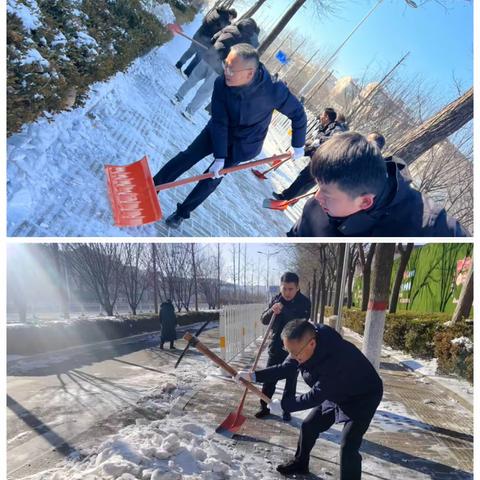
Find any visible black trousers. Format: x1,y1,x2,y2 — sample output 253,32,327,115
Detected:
280,163,316,200
184,53,201,76
260,350,298,410
153,128,234,219
294,407,374,480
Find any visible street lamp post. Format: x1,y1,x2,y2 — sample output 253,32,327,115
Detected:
257,249,279,302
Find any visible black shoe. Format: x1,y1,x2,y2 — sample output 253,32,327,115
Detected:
272,192,286,201
160,345,164,350
170,345,177,350
282,411,291,422
276,459,309,476
175,62,182,70
165,211,185,229
254,407,270,419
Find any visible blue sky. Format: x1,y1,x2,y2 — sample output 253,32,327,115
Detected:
248,0,473,106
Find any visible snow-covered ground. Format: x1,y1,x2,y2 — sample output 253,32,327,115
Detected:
7,13,308,237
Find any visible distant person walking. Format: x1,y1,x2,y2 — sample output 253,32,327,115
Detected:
159,300,177,349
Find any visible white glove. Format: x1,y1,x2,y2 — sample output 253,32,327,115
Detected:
289,146,305,160
209,158,225,179
269,399,283,416
234,370,253,385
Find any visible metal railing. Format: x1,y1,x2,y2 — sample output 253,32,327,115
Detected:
219,303,267,362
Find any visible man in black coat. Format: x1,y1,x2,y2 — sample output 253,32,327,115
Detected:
256,272,311,421
236,320,383,479
159,300,177,349
175,7,237,74
173,18,260,119
287,132,469,237
272,107,346,201
155,44,307,228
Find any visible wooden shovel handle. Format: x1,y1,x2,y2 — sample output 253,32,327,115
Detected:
155,154,291,192
183,332,272,404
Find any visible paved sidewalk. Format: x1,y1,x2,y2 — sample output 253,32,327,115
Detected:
180,328,473,479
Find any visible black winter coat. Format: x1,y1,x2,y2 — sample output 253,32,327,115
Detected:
209,64,307,162
305,120,345,157
159,301,177,342
194,8,231,42
261,291,311,357
287,160,469,237
202,24,260,73
255,324,383,423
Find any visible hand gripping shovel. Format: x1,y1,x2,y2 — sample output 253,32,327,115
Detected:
105,153,290,227
183,333,272,423
216,313,277,437
251,155,291,180
263,190,317,211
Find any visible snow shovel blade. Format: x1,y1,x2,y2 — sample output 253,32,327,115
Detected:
105,156,162,227
215,411,246,438
262,198,290,211
251,168,268,180
167,23,183,34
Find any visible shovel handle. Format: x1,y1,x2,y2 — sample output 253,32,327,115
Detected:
155,154,291,192
262,156,291,175
183,332,272,404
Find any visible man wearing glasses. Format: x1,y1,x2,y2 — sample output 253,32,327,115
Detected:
236,319,383,479
256,272,311,421
153,43,307,228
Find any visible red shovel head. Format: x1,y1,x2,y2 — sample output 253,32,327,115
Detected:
270,158,283,168
215,410,246,438
105,156,162,227
262,198,290,211
251,168,268,180
167,23,183,34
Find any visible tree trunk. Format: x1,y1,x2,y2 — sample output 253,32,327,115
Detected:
318,271,326,324
360,244,376,311
389,243,414,313
333,244,346,315
238,0,268,21
388,87,473,165
152,244,158,314
362,243,396,371
257,0,307,57
346,268,354,309
191,244,198,311
311,269,317,322
451,261,473,323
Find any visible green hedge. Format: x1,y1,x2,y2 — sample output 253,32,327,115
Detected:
7,0,197,134
337,308,473,382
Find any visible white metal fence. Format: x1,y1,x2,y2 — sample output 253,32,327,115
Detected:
219,303,267,362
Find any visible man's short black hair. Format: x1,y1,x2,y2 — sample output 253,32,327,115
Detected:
230,43,259,69
324,107,337,122
281,319,316,342
367,132,386,151
228,8,238,18
310,132,387,198
281,271,299,285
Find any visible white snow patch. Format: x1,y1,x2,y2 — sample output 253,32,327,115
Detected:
451,336,473,352
7,0,43,32
142,2,176,25
20,48,49,67
75,31,98,48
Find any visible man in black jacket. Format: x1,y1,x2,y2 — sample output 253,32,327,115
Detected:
154,44,307,228
256,272,311,421
172,18,259,119
175,7,237,74
236,320,383,479
272,108,346,201
288,132,469,237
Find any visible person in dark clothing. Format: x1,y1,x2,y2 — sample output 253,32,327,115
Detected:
173,18,260,119
154,44,307,228
175,7,237,73
256,272,311,421
288,132,469,237
159,300,177,349
272,107,345,201
236,320,383,479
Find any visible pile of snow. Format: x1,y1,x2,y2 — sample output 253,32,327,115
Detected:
7,0,43,32
19,48,49,67
23,384,267,480
451,336,473,352
142,2,176,26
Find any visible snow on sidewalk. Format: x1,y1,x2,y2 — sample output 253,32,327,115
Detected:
7,14,305,237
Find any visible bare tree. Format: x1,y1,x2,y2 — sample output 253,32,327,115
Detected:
67,243,125,316
121,244,148,315
358,244,376,312
451,260,473,323
389,243,414,314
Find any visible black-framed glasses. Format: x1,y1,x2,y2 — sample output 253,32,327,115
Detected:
283,337,315,359
222,61,254,76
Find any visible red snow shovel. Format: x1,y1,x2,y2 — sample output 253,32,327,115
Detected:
251,155,291,180
167,24,209,50
263,190,317,211
105,153,290,227
216,313,277,437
